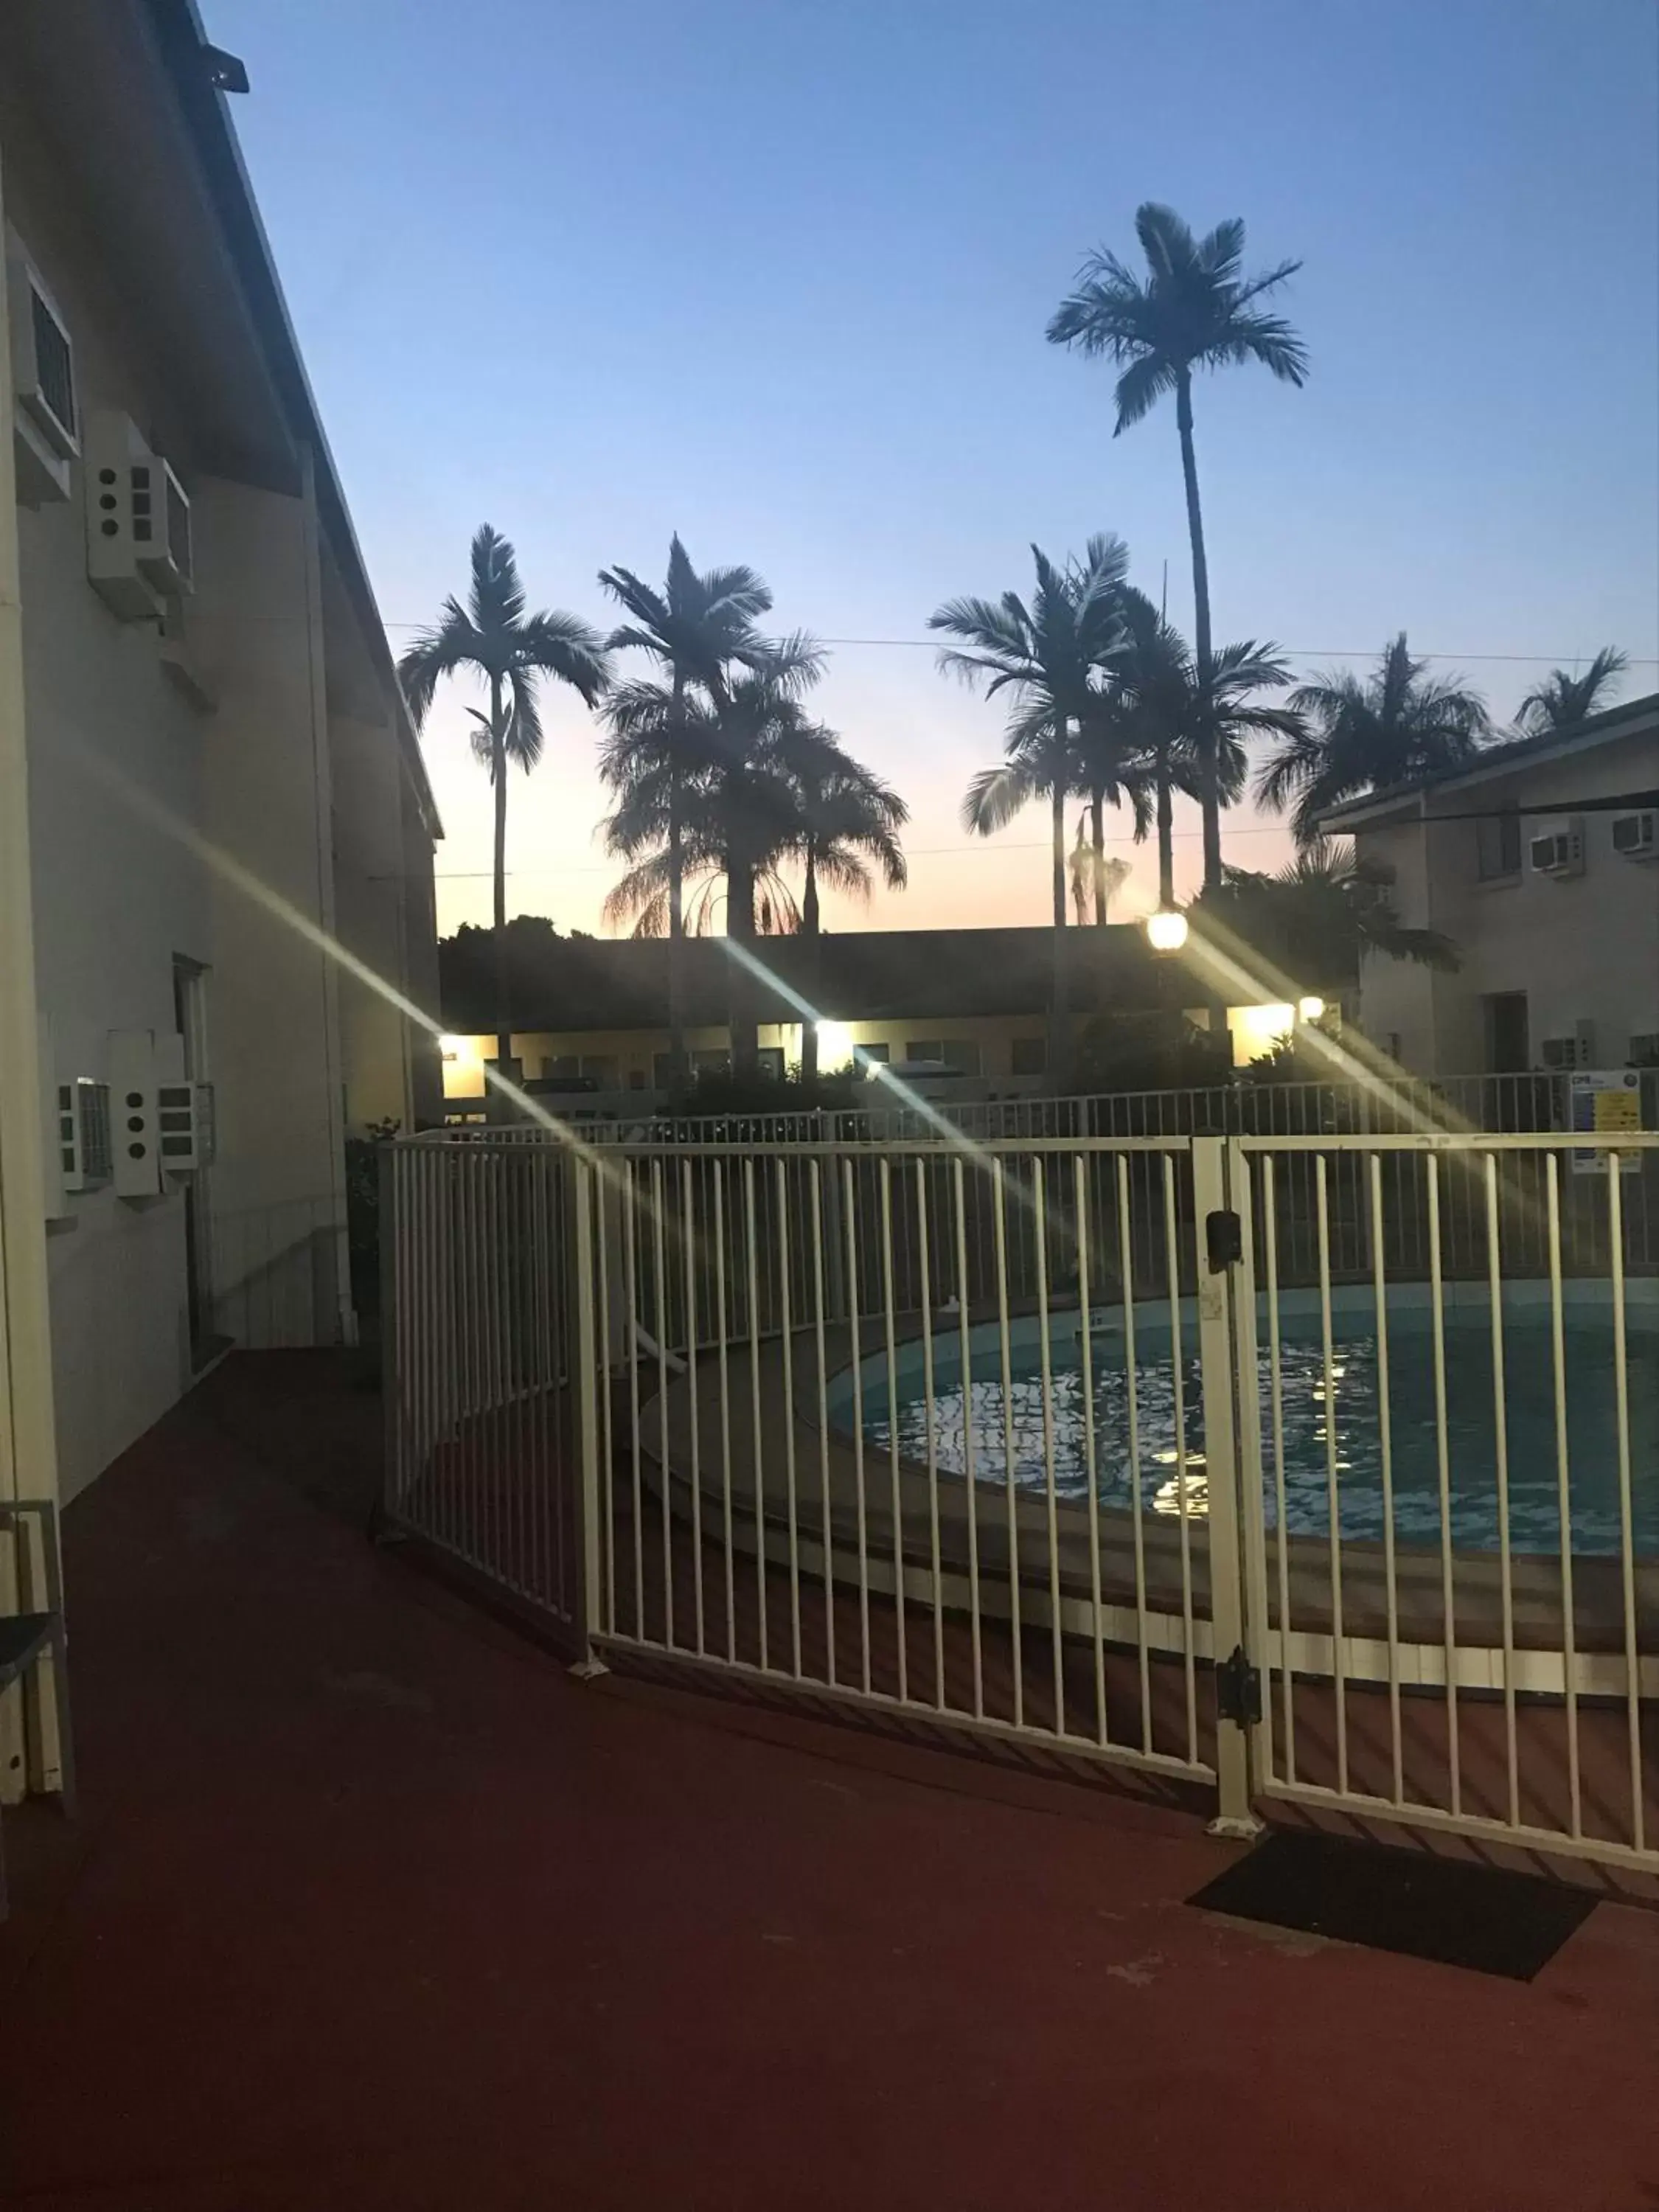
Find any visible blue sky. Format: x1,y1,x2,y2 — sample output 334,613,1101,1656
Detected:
207,0,1659,938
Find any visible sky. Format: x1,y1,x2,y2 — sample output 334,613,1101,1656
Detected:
205,0,1659,943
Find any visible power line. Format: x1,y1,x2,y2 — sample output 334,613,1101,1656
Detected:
181,608,1659,665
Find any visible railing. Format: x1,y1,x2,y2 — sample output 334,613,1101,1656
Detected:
381,1140,585,1635
383,1116,1659,1871
470,1067,1659,1144
210,1194,347,1349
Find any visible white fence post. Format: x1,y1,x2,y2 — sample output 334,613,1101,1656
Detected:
570,1155,608,1678
1192,1135,1262,1838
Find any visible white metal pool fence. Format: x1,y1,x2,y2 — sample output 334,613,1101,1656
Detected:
467,1066,1659,1149
384,1119,1659,1875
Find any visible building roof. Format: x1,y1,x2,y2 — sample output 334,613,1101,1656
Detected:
1320,691,1659,833
139,0,440,837
441,925,1179,1035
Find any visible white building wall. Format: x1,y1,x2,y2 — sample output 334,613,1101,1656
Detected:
1354,725,1659,1077
4,114,434,1495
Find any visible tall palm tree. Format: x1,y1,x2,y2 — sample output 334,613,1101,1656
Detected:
1514,647,1628,736
1254,633,1490,845
599,650,826,1077
785,737,908,1084
1047,204,1308,887
597,538,779,1092
398,526,608,1065
1110,585,1301,904
936,535,1130,1082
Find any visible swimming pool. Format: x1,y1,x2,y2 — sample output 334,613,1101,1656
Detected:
843,1290,1659,1557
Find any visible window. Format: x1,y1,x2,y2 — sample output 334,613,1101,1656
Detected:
756,1047,785,1079
580,1055,619,1087
857,1040,890,1065
627,1068,647,1091
692,1048,730,1076
1011,1036,1048,1077
652,1052,672,1088
1476,809,1522,880
543,1054,580,1079
905,1038,981,1074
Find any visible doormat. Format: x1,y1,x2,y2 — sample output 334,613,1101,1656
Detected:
1189,1829,1598,1980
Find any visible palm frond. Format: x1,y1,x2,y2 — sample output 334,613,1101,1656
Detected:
515,610,610,704
466,524,524,636
961,761,1038,836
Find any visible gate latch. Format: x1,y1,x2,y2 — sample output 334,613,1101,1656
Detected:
1215,1644,1262,1727
1205,1208,1243,1273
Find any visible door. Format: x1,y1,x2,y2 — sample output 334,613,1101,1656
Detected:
1484,990,1529,1074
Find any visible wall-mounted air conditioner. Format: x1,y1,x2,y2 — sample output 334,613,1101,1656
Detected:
1611,811,1658,860
1529,822,1585,878
57,1078,114,1192
155,1080,215,1173
6,232,77,504
85,411,191,619
138,454,192,596
1541,1033,1590,1071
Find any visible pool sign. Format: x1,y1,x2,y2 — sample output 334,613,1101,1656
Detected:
1568,1068,1643,1174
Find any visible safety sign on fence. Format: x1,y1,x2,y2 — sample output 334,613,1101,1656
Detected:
1569,1067,1643,1173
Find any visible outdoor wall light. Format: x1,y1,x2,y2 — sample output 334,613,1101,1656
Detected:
1144,908,1189,954
1298,995,1326,1021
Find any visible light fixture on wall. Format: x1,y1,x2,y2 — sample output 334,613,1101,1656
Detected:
1298,995,1326,1022
815,1020,855,1070
1144,908,1189,955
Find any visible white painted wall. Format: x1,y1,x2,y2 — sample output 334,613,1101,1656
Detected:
4,128,436,1496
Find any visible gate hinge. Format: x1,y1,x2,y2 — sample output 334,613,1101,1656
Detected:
1215,1644,1262,1727
1205,1208,1244,1273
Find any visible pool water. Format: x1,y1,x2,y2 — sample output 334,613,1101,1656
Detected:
856,1302,1659,1556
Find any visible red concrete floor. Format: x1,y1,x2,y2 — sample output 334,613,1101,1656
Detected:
4,1352,1659,2212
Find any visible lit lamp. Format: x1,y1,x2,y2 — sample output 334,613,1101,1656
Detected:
1144,908,1189,955
1297,995,1326,1022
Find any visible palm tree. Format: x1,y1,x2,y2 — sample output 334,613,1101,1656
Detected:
1254,633,1490,845
785,737,908,1085
1514,647,1628,736
1203,840,1459,981
1047,204,1308,887
600,650,826,1077
1110,585,1302,904
398,526,608,1065
597,538,779,1092
936,536,1130,1082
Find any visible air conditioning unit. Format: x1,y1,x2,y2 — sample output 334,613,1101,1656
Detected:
84,411,191,619
1529,822,1585,878
56,1078,114,1192
1541,1034,1590,1071
1611,811,1658,860
155,1080,215,1173
6,232,77,504
138,454,192,596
